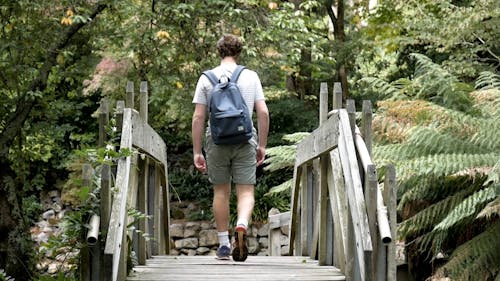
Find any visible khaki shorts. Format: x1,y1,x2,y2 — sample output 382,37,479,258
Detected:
205,136,257,185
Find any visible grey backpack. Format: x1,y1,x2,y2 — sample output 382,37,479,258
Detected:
203,65,253,145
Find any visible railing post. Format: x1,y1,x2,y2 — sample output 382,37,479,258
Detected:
384,165,397,281
333,82,343,109
126,81,134,109
318,83,330,265
362,100,373,156
140,81,148,123
80,164,94,281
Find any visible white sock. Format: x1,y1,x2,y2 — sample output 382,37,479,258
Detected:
236,218,248,228
217,231,230,248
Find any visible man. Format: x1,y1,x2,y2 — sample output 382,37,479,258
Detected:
191,34,269,261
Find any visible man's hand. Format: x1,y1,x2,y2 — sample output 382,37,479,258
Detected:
256,146,266,166
194,153,207,173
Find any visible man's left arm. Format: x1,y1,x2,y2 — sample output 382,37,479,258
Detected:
254,100,269,166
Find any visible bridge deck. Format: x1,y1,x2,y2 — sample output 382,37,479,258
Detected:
126,255,346,281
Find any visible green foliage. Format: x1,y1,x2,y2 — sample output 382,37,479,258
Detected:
0,269,14,281
475,71,500,90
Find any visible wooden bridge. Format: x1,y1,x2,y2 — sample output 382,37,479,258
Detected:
80,82,397,281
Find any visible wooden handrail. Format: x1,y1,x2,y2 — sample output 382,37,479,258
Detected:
287,82,397,281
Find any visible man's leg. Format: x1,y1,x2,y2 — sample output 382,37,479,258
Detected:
232,184,254,262
213,183,231,259
235,184,255,227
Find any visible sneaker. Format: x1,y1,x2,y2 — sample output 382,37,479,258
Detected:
215,245,231,260
231,225,248,262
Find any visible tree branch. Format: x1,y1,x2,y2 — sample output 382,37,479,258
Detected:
0,2,108,158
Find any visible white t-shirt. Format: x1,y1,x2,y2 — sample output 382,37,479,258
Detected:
192,63,265,120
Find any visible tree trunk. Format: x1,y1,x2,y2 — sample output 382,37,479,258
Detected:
325,0,349,103
0,3,108,279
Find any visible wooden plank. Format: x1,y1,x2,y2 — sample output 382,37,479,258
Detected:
288,164,302,255
104,108,133,281
126,81,134,109
310,160,320,261
361,100,372,156
126,256,346,281
161,166,171,255
295,112,339,166
328,149,347,272
354,126,392,245
131,110,168,166
140,81,148,123
318,156,329,265
268,208,281,256
383,165,397,281
364,164,378,281
137,157,148,265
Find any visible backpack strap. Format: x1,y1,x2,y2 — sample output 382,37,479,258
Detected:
230,65,246,83
202,70,219,86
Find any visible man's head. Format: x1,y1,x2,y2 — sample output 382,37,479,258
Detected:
216,34,243,59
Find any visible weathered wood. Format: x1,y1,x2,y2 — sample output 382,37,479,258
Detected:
346,100,356,137
311,160,320,261
137,157,149,264
126,81,134,109
333,82,342,110
116,100,125,133
161,166,171,254
80,164,93,281
100,164,111,236
295,112,339,166
383,165,397,281
126,256,346,281
298,166,308,256
268,208,282,256
361,100,372,156
338,110,373,281
288,164,303,255
140,81,148,123
364,164,378,281
328,149,347,272
98,98,109,147
104,108,133,281
354,127,392,245
318,84,329,265
130,111,168,166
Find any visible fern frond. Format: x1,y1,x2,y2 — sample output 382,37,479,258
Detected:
475,71,500,90
471,89,500,117
397,174,486,212
434,186,496,231
397,152,499,181
432,221,500,281
398,189,469,239
476,195,500,220
266,178,293,196
358,77,408,100
263,145,296,172
281,132,310,144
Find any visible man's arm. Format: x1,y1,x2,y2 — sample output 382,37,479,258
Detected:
255,100,269,166
192,103,207,173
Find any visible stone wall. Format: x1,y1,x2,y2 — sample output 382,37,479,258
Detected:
169,220,290,257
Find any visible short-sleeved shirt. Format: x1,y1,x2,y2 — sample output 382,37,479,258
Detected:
192,63,265,124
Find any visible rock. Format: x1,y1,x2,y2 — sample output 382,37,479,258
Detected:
184,222,201,237
257,223,269,237
198,229,218,247
196,247,211,255
42,210,56,220
247,237,260,254
280,245,290,256
259,237,269,248
175,238,198,249
170,223,184,238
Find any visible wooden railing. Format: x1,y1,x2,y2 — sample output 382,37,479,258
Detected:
81,81,170,281
286,82,397,281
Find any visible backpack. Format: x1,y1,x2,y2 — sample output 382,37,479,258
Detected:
203,65,253,145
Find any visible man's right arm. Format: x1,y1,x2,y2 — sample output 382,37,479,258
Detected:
192,103,207,173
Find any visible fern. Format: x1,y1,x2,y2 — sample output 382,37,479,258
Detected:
263,145,296,172
397,152,499,181
434,186,496,231
358,77,409,100
432,221,500,281
265,178,293,195
475,71,500,90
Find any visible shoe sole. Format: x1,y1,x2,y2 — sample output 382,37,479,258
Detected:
232,227,248,262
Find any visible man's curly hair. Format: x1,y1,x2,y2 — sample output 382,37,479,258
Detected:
216,34,243,59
